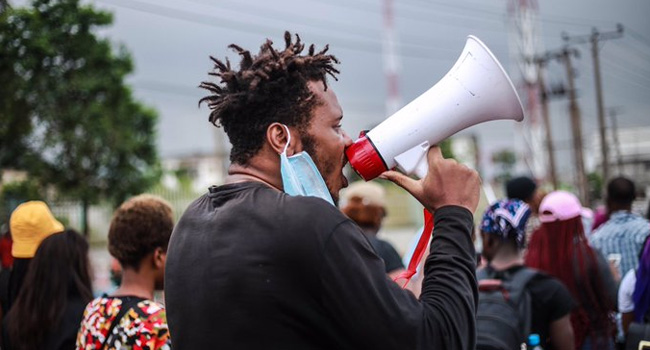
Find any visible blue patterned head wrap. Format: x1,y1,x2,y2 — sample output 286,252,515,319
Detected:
480,199,531,248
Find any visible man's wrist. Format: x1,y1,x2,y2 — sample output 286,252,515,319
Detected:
434,205,473,218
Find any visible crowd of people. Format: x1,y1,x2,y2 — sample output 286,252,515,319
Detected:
0,32,648,350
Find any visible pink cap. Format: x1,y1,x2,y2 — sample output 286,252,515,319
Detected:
538,190,590,223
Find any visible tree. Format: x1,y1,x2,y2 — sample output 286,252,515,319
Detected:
492,149,517,183
587,171,603,203
0,0,160,235
0,179,43,224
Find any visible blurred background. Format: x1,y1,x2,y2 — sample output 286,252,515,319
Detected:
1,0,649,292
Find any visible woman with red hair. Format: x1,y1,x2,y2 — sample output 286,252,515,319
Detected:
525,191,618,350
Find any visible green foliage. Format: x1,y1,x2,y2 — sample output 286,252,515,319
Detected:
492,149,517,183
587,171,603,202
0,179,43,223
439,139,454,159
0,0,160,208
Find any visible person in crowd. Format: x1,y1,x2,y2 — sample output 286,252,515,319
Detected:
0,224,13,324
526,191,618,350
592,205,609,232
3,229,92,350
0,201,64,315
506,176,546,239
165,32,481,349
0,224,13,270
506,176,544,214
618,236,650,337
479,199,575,349
76,194,173,350
340,181,405,279
590,177,650,278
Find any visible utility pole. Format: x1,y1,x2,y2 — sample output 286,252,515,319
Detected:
557,47,589,205
608,107,624,174
563,24,624,187
533,56,558,189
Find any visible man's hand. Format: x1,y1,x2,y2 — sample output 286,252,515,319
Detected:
380,146,480,214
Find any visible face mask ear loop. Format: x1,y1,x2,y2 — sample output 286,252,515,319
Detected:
281,124,292,155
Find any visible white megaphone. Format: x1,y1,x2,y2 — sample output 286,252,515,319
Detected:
346,35,524,180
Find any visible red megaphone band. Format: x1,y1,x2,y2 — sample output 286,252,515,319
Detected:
345,132,389,181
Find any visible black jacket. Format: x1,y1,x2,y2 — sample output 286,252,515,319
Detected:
165,182,477,350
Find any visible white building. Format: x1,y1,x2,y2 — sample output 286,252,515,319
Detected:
591,126,650,194
161,152,229,193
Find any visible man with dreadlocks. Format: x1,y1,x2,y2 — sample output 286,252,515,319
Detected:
164,32,480,350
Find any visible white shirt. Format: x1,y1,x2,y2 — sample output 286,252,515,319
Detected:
618,269,637,313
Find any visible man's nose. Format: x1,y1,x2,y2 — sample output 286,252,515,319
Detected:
342,130,354,147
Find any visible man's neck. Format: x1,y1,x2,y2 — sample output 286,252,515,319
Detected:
113,269,156,300
489,250,523,271
608,203,632,214
226,157,283,192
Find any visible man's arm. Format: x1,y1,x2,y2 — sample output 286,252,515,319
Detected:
319,205,476,350
320,146,480,350
549,315,575,350
417,206,477,349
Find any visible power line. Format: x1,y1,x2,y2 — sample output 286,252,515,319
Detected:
96,0,459,61
601,62,650,93
174,0,496,56
609,39,650,65
175,0,380,41
401,0,620,31
302,0,524,41
602,48,650,80
626,26,650,49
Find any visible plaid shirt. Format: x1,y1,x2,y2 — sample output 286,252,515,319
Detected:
589,210,650,276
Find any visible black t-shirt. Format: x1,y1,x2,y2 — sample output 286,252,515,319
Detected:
500,265,576,349
2,294,87,350
366,235,404,273
165,182,478,350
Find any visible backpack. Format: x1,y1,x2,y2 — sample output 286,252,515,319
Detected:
626,309,650,350
476,266,537,350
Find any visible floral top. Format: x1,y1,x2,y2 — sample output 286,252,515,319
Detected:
76,296,171,350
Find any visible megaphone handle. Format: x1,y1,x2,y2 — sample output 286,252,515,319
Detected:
414,151,429,179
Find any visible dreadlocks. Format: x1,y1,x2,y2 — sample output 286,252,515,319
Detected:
199,31,340,165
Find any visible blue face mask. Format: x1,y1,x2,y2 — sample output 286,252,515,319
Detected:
280,125,335,206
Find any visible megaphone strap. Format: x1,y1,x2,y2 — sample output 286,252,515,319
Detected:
394,209,434,288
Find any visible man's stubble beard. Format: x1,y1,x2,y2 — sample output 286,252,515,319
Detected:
300,132,339,205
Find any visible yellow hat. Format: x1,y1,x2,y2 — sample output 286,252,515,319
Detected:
9,201,64,258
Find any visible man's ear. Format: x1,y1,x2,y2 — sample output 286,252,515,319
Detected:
481,232,493,249
153,247,166,270
267,123,299,156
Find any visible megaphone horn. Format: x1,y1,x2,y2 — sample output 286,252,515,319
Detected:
346,35,524,181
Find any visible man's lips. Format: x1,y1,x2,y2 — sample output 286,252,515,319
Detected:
342,174,349,188
341,155,349,188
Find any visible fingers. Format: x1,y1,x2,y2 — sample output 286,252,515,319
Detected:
426,145,444,164
379,170,422,198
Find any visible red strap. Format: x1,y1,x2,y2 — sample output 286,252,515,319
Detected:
394,209,434,288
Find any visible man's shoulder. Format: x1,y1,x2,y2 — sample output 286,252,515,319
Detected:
525,269,575,310
594,212,650,237
175,182,351,240
281,195,352,233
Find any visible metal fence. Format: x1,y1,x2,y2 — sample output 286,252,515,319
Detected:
49,187,202,242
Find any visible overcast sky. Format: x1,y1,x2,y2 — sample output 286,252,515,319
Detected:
20,0,650,182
